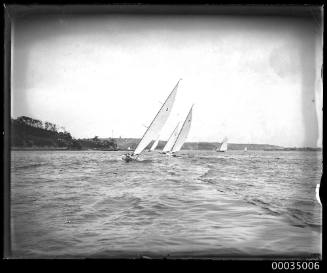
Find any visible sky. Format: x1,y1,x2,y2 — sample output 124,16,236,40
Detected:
11,10,323,147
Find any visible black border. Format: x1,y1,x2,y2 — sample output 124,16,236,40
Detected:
2,1,325,271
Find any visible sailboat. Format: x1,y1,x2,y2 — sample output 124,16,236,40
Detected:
161,122,180,154
216,137,228,152
244,146,248,152
316,184,321,206
149,137,160,152
122,80,180,162
167,105,193,156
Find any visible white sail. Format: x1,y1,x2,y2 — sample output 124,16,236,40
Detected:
162,122,180,153
220,142,228,152
133,80,180,155
216,137,228,152
316,184,321,206
171,106,193,153
150,138,160,151
244,147,247,151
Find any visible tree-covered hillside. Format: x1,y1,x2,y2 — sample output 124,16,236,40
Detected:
11,116,73,148
11,116,117,150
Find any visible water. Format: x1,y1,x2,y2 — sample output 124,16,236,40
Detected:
10,150,322,259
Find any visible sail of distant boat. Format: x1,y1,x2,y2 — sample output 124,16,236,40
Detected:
244,146,248,151
316,184,321,206
150,137,160,151
162,122,180,153
170,105,193,153
216,137,228,152
122,80,180,161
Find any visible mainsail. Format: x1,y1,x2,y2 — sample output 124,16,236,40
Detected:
133,80,180,155
162,122,180,153
150,137,160,151
171,106,193,153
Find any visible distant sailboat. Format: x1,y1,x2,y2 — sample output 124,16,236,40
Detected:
161,122,180,153
244,146,248,152
316,184,321,206
168,105,193,156
122,80,180,162
216,137,228,152
149,137,160,151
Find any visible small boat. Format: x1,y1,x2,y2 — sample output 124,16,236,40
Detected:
167,105,193,156
216,137,228,152
149,137,160,152
122,153,135,162
122,80,180,162
161,122,180,154
316,184,321,206
244,147,248,152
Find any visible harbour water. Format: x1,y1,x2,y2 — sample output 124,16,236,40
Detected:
10,150,322,258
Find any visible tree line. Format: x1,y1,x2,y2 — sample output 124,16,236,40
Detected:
11,116,117,150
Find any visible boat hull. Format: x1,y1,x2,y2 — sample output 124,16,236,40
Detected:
122,154,139,162
163,152,177,157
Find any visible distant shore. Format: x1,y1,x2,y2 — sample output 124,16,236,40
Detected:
11,147,321,152
264,148,322,152
11,116,321,153
11,147,69,151
11,147,120,151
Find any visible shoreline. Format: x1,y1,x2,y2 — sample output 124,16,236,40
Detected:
10,147,121,151
10,147,321,152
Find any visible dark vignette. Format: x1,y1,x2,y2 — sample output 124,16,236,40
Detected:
2,2,324,269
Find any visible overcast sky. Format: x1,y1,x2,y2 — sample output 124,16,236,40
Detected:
11,10,323,147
